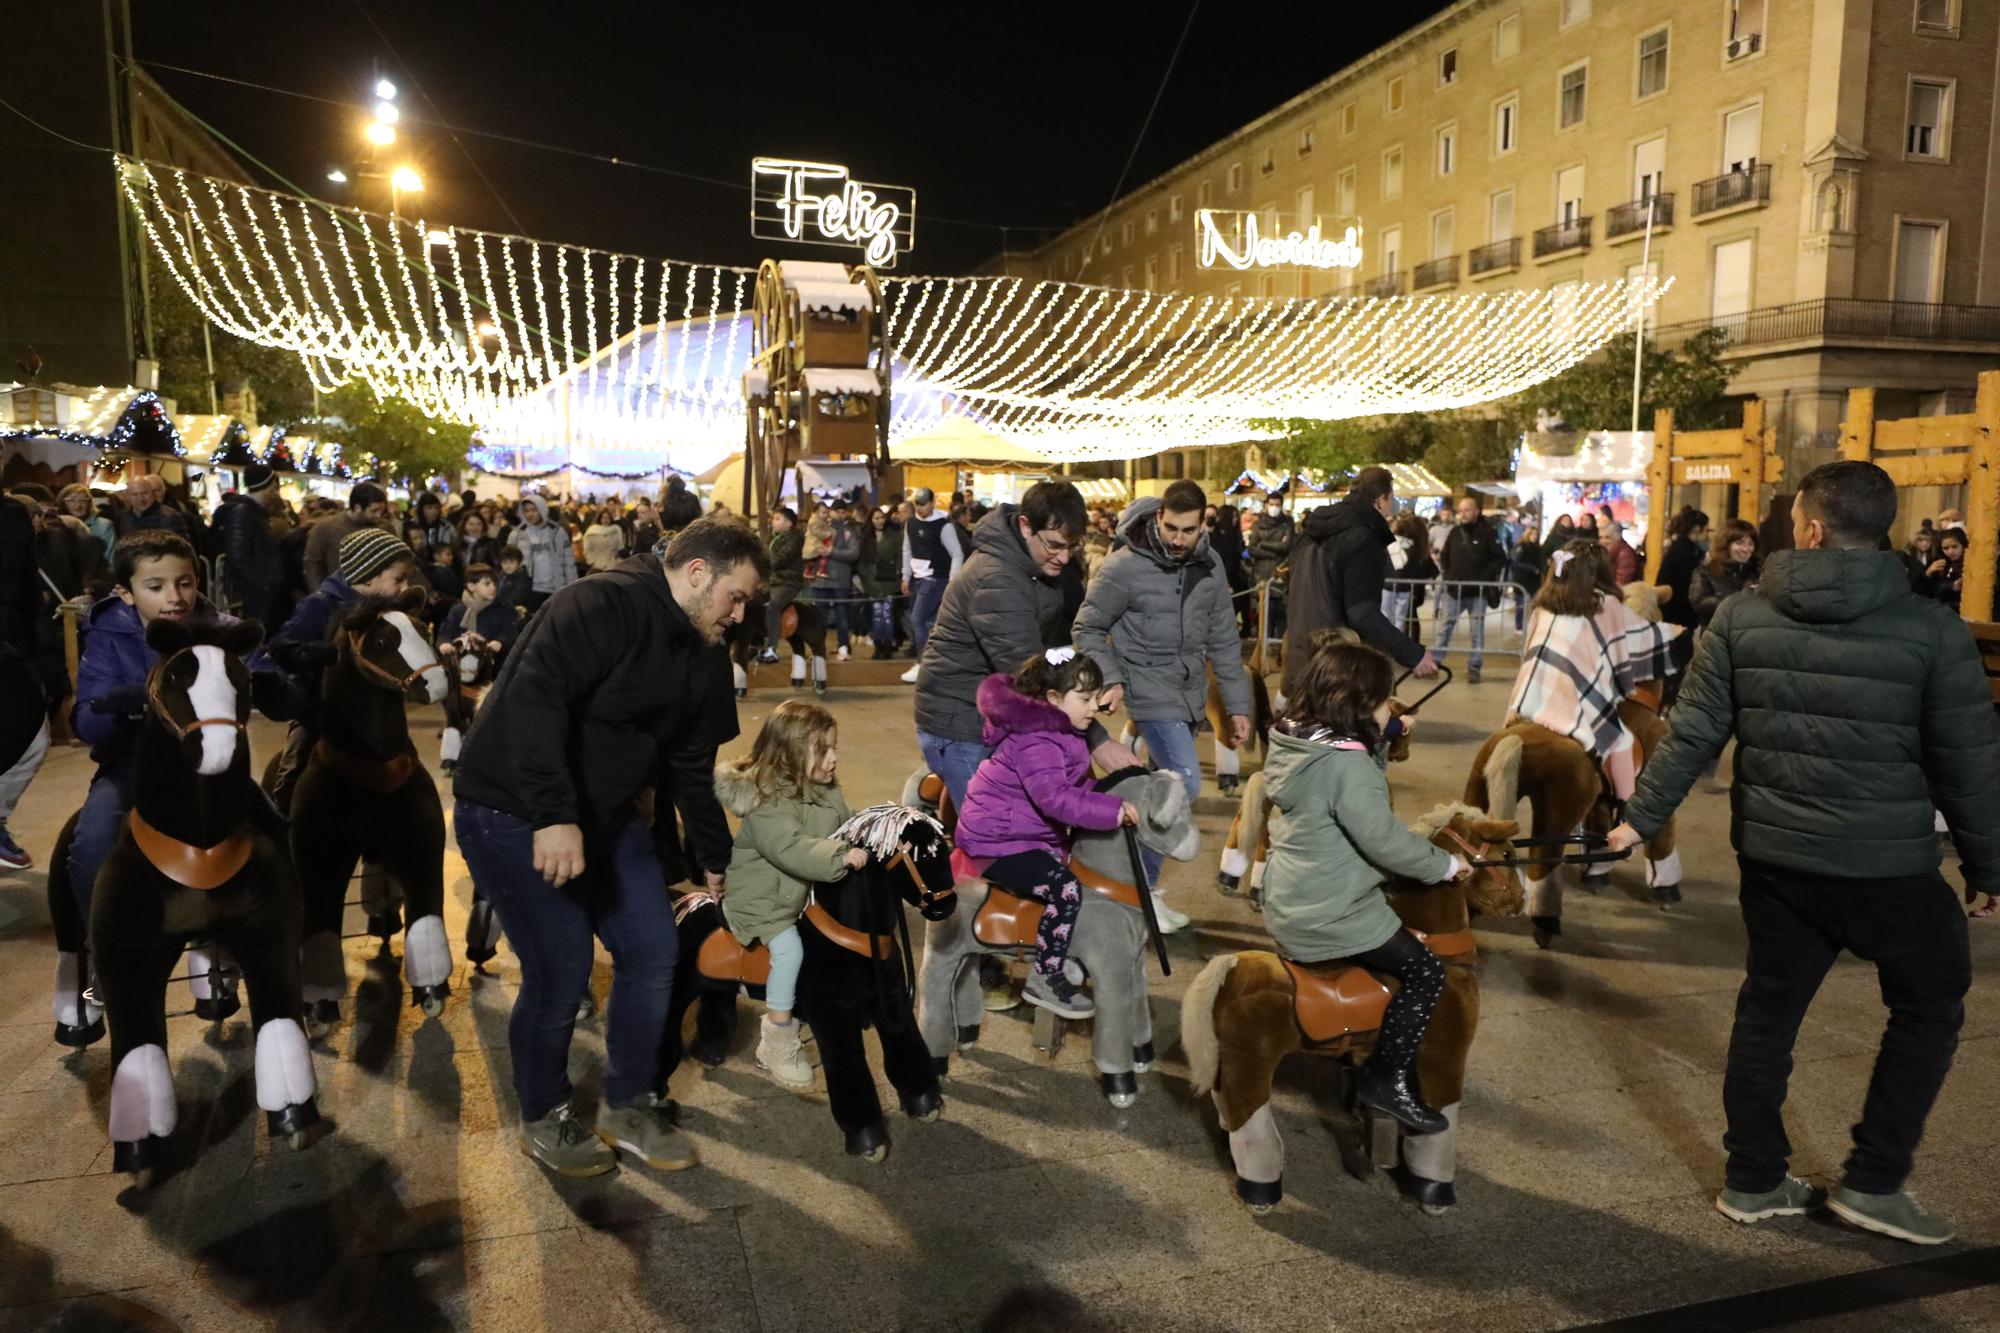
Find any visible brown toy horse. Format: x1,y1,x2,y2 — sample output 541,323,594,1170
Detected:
1182,804,1523,1214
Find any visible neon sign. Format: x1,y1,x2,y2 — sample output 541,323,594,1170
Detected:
1196,209,1363,271
750,158,916,269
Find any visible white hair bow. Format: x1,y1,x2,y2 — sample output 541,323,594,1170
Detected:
1045,646,1077,666
1550,549,1575,578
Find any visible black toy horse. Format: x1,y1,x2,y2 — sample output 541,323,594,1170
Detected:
665,803,957,1161
436,629,506,775
285,590,451,1032
90,616,319,1183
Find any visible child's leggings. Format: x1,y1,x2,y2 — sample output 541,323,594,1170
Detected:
1303,929,1444,1072
764,925,804,1014
981,850,1083,977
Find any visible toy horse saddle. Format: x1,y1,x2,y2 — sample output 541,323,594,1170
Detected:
697,930,772,987
127,809,253,891
1284,928,1478,1048
313,740,417,794
961,849,1142,950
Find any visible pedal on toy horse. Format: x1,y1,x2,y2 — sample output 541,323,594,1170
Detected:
91,616,320,1184
667,804,957,1161
285,590,452,1031
1182,805,1522,1214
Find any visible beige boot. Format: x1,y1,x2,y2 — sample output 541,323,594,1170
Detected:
757,1016,814,1088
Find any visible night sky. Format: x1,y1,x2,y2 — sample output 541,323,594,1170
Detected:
132,1,1456,275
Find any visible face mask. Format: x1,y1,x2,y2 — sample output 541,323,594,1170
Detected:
1265,505,1280,517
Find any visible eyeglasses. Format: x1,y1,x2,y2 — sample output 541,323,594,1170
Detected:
1030,529,1075,559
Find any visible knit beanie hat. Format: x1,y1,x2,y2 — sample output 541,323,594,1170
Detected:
339,528,414,584
244,462,277,494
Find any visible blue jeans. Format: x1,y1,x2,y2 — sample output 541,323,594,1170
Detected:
919,731,991,810
453,800,677,1119
1381,588,1412,632
1134,719,1200,886
909,576,947,656
1433,590,1488,674
764,925,804,1014
814,589,856,650
68,768,134,919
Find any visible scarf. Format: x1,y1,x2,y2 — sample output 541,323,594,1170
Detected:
1505,601,1682,801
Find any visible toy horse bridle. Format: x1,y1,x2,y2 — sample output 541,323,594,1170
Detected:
146,654,246,740
886,847,955,919
344,627,435,693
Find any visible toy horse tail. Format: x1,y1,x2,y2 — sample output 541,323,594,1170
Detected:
1482,733,1523,823
1180,954,1239,1097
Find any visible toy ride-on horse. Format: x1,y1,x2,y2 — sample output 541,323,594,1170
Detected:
1181,804,1523,1215
283,592,451,1031
666,804,958,1161
435,630,508,968
917,767,1200,1107
90,616,320,1183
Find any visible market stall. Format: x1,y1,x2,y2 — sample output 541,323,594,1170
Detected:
1512,431,1653,546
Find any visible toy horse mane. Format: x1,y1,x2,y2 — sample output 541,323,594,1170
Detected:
1408,801,1487,839
836,804,947,861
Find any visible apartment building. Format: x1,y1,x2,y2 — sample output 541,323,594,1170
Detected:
999,0,2000,470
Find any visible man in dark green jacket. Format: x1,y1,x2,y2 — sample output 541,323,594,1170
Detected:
1610,461,1999,1246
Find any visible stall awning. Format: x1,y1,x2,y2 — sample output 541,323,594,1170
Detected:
892,416,1052,467
1377,463,1452,498
1514,431,1654,492
1072,477,1127,503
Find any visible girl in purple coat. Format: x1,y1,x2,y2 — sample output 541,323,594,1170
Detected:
956,648,1139,1020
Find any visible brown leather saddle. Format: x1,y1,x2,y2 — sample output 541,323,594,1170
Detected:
696,902,894,986
1285,928,1478,1052
128,809,253,891
967,856,1141,950
313,740,417,794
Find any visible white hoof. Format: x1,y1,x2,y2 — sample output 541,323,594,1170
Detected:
110,1045,178,1143
254,1018,318,1112
403,914,453,989
52,951,101,1027
439,728,462,765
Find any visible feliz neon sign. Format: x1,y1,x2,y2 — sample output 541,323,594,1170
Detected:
1196,209,1363,272
750,158,917,269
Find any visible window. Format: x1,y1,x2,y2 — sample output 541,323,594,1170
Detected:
1299,123,1316,157
1436,122,1457,176
1145,208,1159,237
1260,146,1276,176
1121,266,1135,288
1380,225,1402,277
1334,167,1357,217
1430,209,1456,259
1340,100,1358,136
1907,80,1951,159
1121,220,1134,246
1197,179,1214,208
1561,0,1591,27
1559,66,1587,128
1724,103,1762,172
1494,95,1519,153
1169,245,1184,282
1915,0,1956,32
1100,233,1111,255
1262,204,1279,236
1495,13,1521,60
1439,48,1459,86
1227,162,1244,193
1556,164,1585,224
1261,274,1278,299
1489,188,1515,240
1386,76,1406,114
1169,192,1184,222
1226,282,1242,301
1382,145,1404,200
1711,238,1753,321
1143,257,1158,291
1728,0,1766,60
1637,29,1670,98
1894,220,1943,302
1633,136,1666,200
1296,186,1316,230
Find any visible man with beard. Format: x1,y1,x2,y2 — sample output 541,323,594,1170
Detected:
453,518,768,1179
1282,467,1438,704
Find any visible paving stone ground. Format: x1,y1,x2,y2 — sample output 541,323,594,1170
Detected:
1,660,1994,1331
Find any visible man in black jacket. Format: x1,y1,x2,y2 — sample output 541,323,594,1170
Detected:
1433,497,1508,683
211,463,279,624
1281,468,1438,701
454,518,768,1179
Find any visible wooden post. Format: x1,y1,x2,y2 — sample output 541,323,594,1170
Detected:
1840,387,1874,463
1962,370,2000,622
1738,399,1766,529
1645,408,1673,582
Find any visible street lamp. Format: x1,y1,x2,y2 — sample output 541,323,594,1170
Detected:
365,121,396,147
390,165,423,218
375,77,397,100
326,168,348,184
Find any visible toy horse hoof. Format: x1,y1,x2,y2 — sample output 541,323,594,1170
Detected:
305,998,341,1038
1236,1176,1283,1212
113,1135,165,1181
1530,916,1560,950
54,1017,106,1049
1248,887,1264,913
845,1122,889,1162
956,1024,981,1050
1388,1163,1455,1214
366,910,401,941
1651,881,1682,907
266,1098,322,1147
1100,1070,1138,1107
1216,871,1241,895
1581,872,1609,894
1132,1040,1155,1072
464,943,497,966
411,984,449,1019
194,991,241,1023
575,994,597,1022
691,1041,729,1070
901,1088,943,1122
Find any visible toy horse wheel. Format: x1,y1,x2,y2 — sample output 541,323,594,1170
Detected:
287,1130,309,1151
421,995,445,1019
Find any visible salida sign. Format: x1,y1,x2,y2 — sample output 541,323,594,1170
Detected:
1196,209,1363,272
750,158,916,269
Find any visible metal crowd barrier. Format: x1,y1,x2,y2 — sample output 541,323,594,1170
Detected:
1380,577,1534,661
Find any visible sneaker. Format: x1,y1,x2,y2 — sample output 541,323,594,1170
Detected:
757,648,779,665
1023,970,1095,1020
594,1093,698,1171
899,664,920,684
521,1103,617,1178
1467,666,1482,684
1716,1176,1826,1224
756,1016,814,1088
0,827,31,870
1827,1185,1954,1245
1152,894,1191,934
836,646,850,662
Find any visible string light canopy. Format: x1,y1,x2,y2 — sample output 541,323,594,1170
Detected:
119,156,1669,465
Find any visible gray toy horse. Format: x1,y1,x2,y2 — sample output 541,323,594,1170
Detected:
916,767,1200,1105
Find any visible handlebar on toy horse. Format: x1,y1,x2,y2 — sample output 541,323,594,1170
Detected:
1464,831,1635,869
1392,662,1454,713
1123,825,1172,977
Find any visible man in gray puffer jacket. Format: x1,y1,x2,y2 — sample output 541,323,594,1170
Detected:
1074,481,1251,921
1611,461,1999,1246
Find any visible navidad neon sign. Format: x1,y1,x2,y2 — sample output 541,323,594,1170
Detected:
1196,209,1363,271
750,158,917,269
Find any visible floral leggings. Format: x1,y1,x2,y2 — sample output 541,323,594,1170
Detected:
982,850,1084,977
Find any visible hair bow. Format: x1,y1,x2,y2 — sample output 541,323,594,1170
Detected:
1550,549,1575,578
1045,646,1077,666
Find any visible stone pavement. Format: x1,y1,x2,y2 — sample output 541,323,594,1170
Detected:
0,663,1994,1331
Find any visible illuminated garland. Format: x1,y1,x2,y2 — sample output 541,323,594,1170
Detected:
0,390,185,456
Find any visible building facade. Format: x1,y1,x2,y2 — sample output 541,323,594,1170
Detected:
1000,0,2000,482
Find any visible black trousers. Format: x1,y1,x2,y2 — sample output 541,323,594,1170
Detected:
1724,857,1970,1195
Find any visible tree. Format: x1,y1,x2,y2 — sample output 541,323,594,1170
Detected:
1255,413,1433,477
1525,328,1735,434
319,382,474,482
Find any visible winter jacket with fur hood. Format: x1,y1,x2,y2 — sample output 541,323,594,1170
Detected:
1073,497,1251,724
512,495,576,595
715,763,853,947
955,673,1125,860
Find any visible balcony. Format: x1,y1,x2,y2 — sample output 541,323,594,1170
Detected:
1363,272,1405,299
1412,256,1459,290
1653,298,2000,351
1467,237,1521,277
1606,193,1674,240
1533,217,1592,260
1692,164,1771,218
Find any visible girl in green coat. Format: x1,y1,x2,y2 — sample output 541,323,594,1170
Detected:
716,700,869,1088
1262,640,1468,1136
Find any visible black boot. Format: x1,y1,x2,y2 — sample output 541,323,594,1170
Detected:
1355,1064,1448,1135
